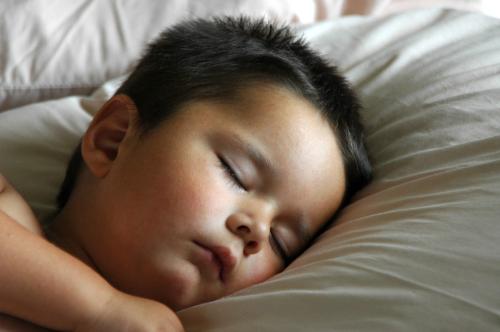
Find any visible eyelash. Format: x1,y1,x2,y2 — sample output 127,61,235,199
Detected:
218,156,290,263
218,156,247,191
270,230,289,263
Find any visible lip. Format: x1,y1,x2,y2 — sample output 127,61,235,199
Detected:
194,241,236,283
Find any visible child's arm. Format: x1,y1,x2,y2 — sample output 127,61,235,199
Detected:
0,313,51,331
0,179,184,331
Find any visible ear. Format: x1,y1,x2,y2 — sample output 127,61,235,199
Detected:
81,94,138,178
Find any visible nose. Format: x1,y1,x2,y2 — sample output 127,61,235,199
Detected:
226,197,275,256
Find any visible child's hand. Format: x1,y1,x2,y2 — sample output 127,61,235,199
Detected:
0,174,42,235
76,290,184,332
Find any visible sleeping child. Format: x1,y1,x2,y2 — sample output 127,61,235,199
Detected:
0,16,372,331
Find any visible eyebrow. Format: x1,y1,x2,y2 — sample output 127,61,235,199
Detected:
226,132,313,250
225,132,277,177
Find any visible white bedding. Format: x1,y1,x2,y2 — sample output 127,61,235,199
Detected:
1,1,500,331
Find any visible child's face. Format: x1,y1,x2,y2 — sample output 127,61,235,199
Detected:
79,84,345,310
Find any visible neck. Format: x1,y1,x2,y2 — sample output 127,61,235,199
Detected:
46,206,99,272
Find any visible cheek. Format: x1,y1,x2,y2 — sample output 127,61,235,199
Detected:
147,160,231,233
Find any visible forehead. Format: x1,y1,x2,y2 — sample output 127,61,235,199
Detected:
182,83,346,229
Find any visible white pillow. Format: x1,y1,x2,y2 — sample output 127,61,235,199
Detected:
0,8,499,332
0,77,124,223
180,9,500,331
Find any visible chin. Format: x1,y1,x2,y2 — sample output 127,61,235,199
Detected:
167,282,224,311
153,268,202,311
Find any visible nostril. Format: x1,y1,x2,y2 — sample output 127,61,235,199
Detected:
237,225,250,234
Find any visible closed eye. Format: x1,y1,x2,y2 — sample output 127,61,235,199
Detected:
270,229,290,264
218,155,247,191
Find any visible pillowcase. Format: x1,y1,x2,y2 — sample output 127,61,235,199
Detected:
1,7,499,332
0,77,124,223
178,8,500,331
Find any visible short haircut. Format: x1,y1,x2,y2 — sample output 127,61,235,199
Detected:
57,16,372,213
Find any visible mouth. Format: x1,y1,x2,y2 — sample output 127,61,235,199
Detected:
194,241,236,283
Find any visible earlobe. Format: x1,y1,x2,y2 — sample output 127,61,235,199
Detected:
81,94,138,178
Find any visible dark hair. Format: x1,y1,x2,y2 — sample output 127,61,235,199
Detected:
57,16,372,212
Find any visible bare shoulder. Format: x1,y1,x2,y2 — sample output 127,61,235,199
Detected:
0,173,44,236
